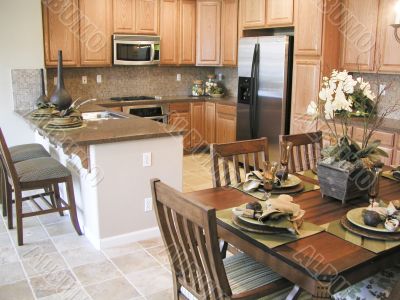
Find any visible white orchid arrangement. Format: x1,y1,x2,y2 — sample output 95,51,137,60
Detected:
205,81,223,95
307,69,396,166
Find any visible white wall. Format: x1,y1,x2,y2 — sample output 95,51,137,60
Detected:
0,0,44,146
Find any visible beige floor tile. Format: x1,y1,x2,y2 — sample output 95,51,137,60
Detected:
17,239,57,259
0,233,11,248
39,287,90,300
72,259,120,286
0,261,26,286
0,280,35,300
145,245,169,265
62,246,106,268
102,241,143,258
38,213,69,226
84,277,140,300
52,233,92,252
138,237,164,249
146,288,174,300
9,225,48,244
126,265,173,296
0,245,19,265
45,221,76,237
30,269,77,299
0,219,6,234
111,249,159,274
22,252,67,277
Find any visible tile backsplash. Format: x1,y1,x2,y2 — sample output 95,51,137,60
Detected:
11,69,42,111
46,66,221,100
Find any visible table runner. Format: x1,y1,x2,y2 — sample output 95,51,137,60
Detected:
217,208,325,249
297,170,319,181
322,220,400,254
382,170,399,182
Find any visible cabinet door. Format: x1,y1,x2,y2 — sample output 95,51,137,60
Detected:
375,0,400,73
135,0,159,35
196,0,221,66
339,0,379,71
191,102,205,148
42,0,80,67
160,0,179,65
294,0,323,56
216,104,237,143
169,103,191,150
113,0,136,33
205,102,216,144
241,0,266,29
266,0,293,27
291,58,321,120
180,0,196,65
80,0,112,66
222,0,238,66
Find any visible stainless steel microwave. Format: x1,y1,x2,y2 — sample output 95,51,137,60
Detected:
113,35,160,65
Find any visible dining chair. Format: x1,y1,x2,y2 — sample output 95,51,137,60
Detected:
210,138,269,188
1,141,50,217
150,179,291,300
0,128,82,245
280,131,323,173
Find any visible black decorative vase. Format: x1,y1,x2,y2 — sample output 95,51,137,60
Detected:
36,69,48,105
50,50,72,111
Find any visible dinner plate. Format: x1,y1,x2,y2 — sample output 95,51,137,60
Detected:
275,174,302,189
235,215,289,233
346,207,400,233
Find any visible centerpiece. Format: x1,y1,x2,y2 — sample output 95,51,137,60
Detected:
307,70,397,203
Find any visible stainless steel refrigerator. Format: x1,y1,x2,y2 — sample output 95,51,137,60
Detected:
237,36,293,161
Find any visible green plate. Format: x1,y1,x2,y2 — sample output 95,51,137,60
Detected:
277,174,302,188
346,207,400,233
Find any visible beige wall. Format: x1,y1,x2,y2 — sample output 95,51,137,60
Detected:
0,0,44,146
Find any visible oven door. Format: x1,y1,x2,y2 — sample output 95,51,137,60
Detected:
114,40,160,65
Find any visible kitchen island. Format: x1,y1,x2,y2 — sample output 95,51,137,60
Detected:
16,103,185,249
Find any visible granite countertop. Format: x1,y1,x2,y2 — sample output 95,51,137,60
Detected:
97,95,238,107
15,103,186,148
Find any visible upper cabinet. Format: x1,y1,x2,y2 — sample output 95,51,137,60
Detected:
180,0,196,65
375,0,400,73
339,0,379,71
222,0,239,65
80,0,113,67
266,0,293,27
113,0,159,35
196,0,222,66
42,0,81,67
241,0,266,29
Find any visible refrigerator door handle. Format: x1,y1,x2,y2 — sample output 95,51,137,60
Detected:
249,44,257,138
251,43,260,139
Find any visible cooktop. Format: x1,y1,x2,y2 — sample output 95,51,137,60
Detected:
110,96,156,101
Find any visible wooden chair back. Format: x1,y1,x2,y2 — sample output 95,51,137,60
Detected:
210,138,269,188
280,131,323,173
0,128,19,187
150,179,232,299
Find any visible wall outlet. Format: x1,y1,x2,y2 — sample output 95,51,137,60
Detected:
96,74,102,84
144,197,153,212
176,73,182,81
379,84,386,96
82,76,88,84
143,152,152,167
53,77,57,85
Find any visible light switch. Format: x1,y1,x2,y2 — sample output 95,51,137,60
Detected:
176,74,182,81
82,76,88,84
96,74,102,84
144,197,153,212
143,152,152,167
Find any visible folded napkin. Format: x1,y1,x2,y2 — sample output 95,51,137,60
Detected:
258,195,305,234
392,168,400,181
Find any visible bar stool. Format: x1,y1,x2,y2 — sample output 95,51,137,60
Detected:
0,128,82,245
1,143,51,217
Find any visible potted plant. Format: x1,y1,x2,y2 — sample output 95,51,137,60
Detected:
207,81,224,98
307,70,396,203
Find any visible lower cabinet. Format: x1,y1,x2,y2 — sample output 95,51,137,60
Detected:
190,102,206,148
215,103,237,144
204,102,216,144
169,103,192,150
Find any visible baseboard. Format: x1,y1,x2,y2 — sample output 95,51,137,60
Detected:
98,227,161,249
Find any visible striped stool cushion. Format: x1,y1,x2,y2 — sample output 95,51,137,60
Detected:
223,252,282,295
10,144,50,163
15,157,70,183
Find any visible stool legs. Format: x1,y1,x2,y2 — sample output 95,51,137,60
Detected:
65,177,82,236
6,181,13,230
53,184,64,217
15,189,23,246
1,161,6,217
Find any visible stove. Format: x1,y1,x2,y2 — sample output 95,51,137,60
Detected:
110,96,156,101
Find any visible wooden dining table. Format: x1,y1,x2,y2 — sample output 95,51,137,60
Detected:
186,175,400,299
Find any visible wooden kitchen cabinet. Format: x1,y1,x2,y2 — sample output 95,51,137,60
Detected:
169,103,191,150
42,0,81,67
216,104,237,144
204,102,216,144
196,0,222,66
190,102,206,148
222,0,239,66
135,0,159,34
266,0,294,27
294,0,323,56
375,0,400,73
80,0,113,66
339,0,379,72
113,0,136,33
160,0,179,65
180,0,196,65
240,0,266,29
